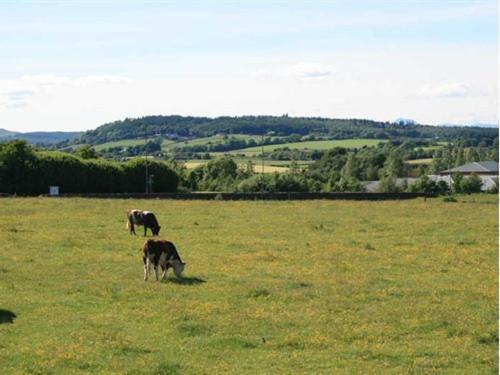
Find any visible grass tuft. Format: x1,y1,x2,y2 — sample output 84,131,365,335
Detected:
477,331,499,345
248,288,271,298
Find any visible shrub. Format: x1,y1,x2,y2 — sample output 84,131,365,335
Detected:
237,174,276,193
459,174,483,194
376,176,401,193
487,178,498,193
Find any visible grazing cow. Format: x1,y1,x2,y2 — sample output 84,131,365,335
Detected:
142,239,186,281
127,209,161,236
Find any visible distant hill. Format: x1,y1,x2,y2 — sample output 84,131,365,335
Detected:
468,123,498,129
0,129,82,145
0,129,17,138
441,123,499,128
74,115,499,147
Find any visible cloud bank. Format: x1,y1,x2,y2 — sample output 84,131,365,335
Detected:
418,82,470,98
0,75,133,109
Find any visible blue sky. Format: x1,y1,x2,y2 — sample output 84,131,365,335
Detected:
0,0,498,131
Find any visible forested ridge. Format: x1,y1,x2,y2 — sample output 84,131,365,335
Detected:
73,115,498,147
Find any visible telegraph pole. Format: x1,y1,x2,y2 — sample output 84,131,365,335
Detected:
145,136,149,194
448,143,453,195
261,133,264,174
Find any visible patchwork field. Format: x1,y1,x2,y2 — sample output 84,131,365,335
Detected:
74,139,176,152
183,160,291,174
165,135,262,151
0,196,497,374
406,158,433,165
222,139,386,156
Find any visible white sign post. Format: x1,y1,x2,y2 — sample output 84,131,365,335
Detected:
49,186,59,196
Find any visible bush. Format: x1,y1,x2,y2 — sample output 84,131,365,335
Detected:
237,174,276,193
274,173,310,192
487,178,498,193
237,173,311,193
459,174,483,194
451,172,464,193
376,176,401,193
407,175,448,195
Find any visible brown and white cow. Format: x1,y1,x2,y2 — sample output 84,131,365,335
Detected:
142,239,186,281
127,209,161,236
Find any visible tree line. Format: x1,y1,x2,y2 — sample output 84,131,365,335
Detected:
69,115,498,147
181,142,498,194
1,140,497,195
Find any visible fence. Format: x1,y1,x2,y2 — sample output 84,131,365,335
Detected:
29,192,435,200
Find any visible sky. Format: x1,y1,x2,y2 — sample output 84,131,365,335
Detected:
0,0,498,132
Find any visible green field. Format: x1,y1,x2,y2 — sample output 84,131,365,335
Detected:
416,142,449,152
230,158,313,168
182,158,313,173
222,139,386,156
91,139,175,152
406,158,433,165
183,160,290,174
0,196,497,373
165,135,262,151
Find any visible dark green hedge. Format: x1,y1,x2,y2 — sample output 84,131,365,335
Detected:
0,141,178,194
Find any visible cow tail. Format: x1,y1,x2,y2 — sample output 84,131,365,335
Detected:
127,213,135,233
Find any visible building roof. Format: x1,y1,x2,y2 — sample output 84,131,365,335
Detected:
363,178,418,192
440,161,499,174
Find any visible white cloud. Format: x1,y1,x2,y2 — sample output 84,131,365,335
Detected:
254,62,335,81
418,82,470,98
0,90,36,108
74,75,134,87
283,62,334,79
0,75,133,109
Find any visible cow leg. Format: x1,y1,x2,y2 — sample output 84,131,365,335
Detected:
144,226,147,237
128,220,136,235
144,257,149,281
154,264,160,281
161,265,168,281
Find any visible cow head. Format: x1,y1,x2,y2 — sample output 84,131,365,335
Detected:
152,226,161,236
172,260,186,278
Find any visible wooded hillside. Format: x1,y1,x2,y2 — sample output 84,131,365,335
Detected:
74,115,498,147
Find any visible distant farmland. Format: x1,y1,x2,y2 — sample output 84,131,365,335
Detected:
95,139,175,151
222,139,386,156
165,134,261,150
183,160,290,173
406,158,433,165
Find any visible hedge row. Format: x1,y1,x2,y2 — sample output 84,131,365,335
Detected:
0,142,178,194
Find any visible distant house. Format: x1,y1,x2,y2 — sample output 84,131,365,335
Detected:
364,161,499,192
363,178,418,192
433,161,499,191
438,161,499,176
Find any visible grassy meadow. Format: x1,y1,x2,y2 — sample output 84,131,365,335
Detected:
0,196,497,374
165,135,261,151
183,160,291,174
222,139,386,156
74,139,176,152
406,158,433,165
